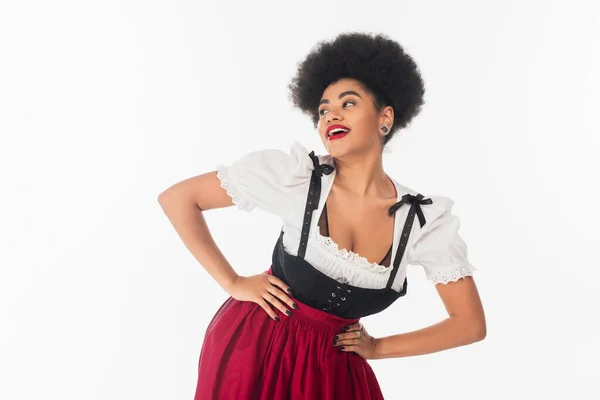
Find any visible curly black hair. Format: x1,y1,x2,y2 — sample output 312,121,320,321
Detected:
287,32,425,146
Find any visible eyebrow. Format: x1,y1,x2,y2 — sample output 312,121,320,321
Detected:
319,90,362,106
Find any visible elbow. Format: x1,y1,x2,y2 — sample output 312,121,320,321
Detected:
456,314,486,343
157,189,198,211
472,324,486,342
157,190,176,209
158,181,181,204
157,192,168,206
469,318,487,343
157,187,175,204
157,191,167,202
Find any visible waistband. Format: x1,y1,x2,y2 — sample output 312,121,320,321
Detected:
265,266,361,333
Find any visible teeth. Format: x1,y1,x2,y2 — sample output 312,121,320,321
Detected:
328,128,350,136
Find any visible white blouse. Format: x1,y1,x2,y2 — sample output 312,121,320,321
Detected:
216,141,476,292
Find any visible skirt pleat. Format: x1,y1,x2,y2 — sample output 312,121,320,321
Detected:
194,266,385,400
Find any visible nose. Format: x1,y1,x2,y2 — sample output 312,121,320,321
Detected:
326,110,342,123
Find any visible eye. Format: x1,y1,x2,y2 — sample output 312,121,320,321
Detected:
318,101,355,116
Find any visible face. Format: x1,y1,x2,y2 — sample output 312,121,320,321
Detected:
317,78,393,157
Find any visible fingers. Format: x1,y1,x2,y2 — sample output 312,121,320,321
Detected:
342,322,362,332
332,323,369,357
232,274,297,322
337,344,359,354
333,336,360,353
266,275,298,311
267,275,294,296
334,323,365,345
335,330,362,343
257,298,280,322
262,291,293,318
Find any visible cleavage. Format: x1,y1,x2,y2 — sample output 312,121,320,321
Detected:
317,202,393,267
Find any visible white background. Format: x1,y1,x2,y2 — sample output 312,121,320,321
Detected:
2,0,599,399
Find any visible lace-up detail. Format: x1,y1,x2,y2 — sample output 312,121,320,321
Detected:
320,284,352,312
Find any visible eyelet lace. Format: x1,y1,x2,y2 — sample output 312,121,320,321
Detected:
427,263,477,284
313,228,391,275
216,165,245,208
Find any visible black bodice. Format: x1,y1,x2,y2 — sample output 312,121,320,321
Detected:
270,150,432,319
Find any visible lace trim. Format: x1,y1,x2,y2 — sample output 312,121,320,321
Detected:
216,164,246,210
313,229,391,275
428,263,477,284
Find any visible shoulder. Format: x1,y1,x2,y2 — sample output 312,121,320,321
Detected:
387,178,463,255
218,140,315,180
389,177,456,227
390,179,476,283
216,140,320,219
398,183,468,261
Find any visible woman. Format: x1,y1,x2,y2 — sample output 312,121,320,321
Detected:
159,32,486,400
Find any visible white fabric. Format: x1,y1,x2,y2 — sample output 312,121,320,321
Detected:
216,141,476,291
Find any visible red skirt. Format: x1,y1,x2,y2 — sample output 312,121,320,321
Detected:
194,266,385,400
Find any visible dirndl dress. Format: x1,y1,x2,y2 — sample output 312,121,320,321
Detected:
193,141,474,398
193,265,386,400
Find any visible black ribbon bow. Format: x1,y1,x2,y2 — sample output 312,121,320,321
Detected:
309,151,335,177
307,151,334,211
387,193,433,228
307,150,431,228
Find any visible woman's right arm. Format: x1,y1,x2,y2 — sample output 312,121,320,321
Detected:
157,171,297,320
157,170,239,293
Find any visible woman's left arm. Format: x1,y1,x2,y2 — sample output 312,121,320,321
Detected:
335,197,485,359
371,276,486,359
333,276,485,359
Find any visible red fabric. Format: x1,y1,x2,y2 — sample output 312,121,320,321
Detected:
194,266,385,400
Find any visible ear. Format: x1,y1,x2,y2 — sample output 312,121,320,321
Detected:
380,105,394,129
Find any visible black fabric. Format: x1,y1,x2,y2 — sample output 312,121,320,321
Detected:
271,230,404,319
270,150,433,319
296,151,334,259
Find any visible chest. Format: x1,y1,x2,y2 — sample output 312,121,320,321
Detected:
317,187,396,266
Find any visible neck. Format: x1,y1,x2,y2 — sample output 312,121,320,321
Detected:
331,148,395,199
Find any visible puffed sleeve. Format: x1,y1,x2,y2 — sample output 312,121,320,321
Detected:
215,141,315,223
408,195,477,284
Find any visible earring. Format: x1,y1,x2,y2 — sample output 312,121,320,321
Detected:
379,125,390,135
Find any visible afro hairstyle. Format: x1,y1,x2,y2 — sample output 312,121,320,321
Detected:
287,32,425,146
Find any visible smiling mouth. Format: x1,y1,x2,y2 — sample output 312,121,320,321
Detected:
327,130,350,141
327,127,350,136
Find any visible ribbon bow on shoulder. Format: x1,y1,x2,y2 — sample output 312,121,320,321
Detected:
387,193,433,228
309,151,334,176
307,150,432,229
306,151,334,212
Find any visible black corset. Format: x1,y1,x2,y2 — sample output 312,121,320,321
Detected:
270,150,432,319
